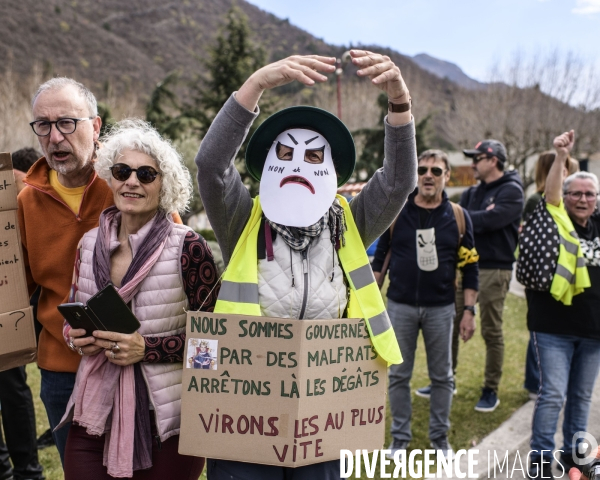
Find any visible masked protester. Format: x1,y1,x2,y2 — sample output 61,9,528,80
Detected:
196,51,417,479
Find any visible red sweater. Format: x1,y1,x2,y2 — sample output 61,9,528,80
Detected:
18,158,114,372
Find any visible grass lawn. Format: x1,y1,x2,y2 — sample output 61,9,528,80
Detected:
18,294,528,480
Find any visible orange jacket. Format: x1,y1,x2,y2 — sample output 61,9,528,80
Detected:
18,158,114,372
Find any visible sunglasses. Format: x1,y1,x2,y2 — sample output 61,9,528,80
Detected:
473,154,491,164
417,166,445,177
110,163,161,184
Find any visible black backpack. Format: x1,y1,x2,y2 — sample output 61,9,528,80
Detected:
516,197,560,291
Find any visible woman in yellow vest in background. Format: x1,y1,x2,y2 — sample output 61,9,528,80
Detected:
195,51,418,480
525,130,600,478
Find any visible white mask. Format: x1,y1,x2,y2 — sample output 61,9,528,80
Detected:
416,228,438,271
259,128,337,227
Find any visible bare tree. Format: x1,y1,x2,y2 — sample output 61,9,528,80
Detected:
445,49,600,188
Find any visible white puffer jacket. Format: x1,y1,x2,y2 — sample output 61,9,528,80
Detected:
258,221,348,320
75,219,190,441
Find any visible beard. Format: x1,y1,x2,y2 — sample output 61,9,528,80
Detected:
46,156,80,175
44,142,93,177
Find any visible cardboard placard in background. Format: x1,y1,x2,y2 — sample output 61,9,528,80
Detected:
0,152,37,372
0,153,17,211
179,313,387,467
0,209,29,313
0,306,36,372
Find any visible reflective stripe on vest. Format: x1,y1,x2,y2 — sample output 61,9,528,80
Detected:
547,200,590,305
214,195,402,365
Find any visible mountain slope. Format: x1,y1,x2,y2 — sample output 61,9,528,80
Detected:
412,53,485,90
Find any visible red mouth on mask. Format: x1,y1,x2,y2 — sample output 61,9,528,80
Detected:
280,175,315,194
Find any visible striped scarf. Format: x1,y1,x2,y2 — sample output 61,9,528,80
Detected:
267,198,346,251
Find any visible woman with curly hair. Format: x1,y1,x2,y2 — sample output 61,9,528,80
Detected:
59,119,219,479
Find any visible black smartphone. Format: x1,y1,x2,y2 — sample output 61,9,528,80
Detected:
57,303,99,337
58,284,141,335
86,284,141,334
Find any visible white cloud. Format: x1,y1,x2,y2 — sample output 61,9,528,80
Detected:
572,0,600,14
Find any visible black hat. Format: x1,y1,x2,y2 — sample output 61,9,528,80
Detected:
245,106,356,187
463,139,507,164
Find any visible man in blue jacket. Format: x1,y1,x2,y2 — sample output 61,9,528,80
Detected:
456,140,524,412
373,149,479,459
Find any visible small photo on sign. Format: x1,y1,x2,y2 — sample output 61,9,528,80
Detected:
187,338,218,370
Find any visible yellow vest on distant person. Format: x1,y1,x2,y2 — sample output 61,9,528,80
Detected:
546,200,590,305
214,194,402,365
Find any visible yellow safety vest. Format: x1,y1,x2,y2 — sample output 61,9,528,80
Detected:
214,194,402,365
546,199,590,305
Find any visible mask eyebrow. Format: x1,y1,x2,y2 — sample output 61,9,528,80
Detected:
305,135,320,145
287,133,298,145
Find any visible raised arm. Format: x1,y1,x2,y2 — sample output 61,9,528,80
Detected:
546,130,575,206
347,50,417,245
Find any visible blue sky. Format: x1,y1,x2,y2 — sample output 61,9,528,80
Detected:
247,0,600,82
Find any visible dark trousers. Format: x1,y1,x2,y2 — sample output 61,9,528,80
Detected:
64,423,205,480
0,366,44,480
40,369,76,466
206,459,342,479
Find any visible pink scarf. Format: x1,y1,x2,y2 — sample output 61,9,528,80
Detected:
72,209,171,478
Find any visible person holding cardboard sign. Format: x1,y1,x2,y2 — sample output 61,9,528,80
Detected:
196,51,417,479
58,120,219,479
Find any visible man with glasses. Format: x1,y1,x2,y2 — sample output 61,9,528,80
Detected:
16,78,114,464
372,149,479,460
458,139,524,412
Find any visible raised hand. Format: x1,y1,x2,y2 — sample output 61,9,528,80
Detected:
553,130,575,157
350,49,408,102
237,55,336,111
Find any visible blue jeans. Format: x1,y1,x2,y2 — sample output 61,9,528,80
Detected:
530,332,600,462
40,369,76,466
524,335,540,393
387,300,455,442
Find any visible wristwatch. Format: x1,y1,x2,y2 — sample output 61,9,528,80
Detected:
388,98,412,113
464,305,476,315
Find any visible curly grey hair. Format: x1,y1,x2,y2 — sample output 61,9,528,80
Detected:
563,171,599,195
32,78,98,116
95,119,193,214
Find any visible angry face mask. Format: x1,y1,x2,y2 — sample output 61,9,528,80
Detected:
259,128,337,227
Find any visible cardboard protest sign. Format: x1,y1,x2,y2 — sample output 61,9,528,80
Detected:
179,313,387,467
0,152,36,372
0,307,36,372
0,153,18,211
0,209,29,313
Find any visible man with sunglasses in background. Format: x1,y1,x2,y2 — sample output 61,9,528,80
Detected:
457,140,524,412
372,149,479,460
17,78,181,465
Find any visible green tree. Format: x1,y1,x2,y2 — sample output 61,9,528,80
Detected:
185,6,269,194
146,71,190,140
97,102,114,137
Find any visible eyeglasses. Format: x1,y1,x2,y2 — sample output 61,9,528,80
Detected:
417,166,445,177
29,117,96,137
565,191,597,201
472,154,491,164
109,163,161,184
